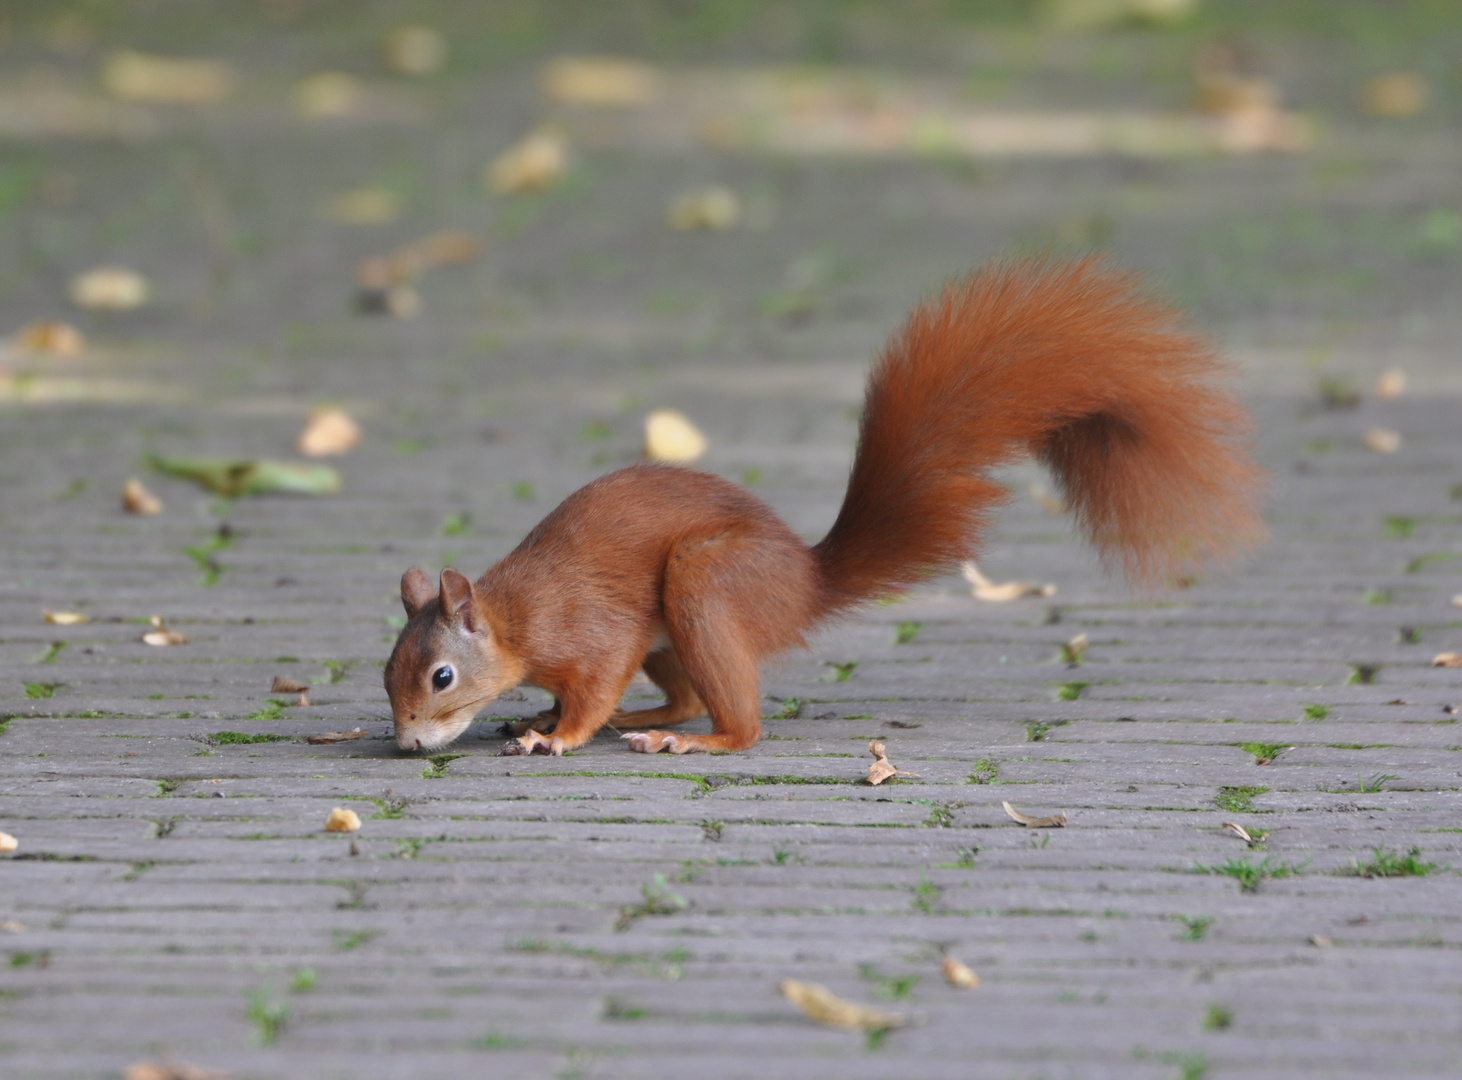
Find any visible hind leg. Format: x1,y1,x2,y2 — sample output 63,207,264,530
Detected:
623,588,765,756
610,648,706,730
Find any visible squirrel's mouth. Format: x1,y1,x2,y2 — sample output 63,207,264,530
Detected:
394,707,478,751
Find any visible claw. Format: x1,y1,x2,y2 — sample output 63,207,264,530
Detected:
623,730,679,754
501,729,562,756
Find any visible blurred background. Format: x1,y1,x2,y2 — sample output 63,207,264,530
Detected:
1,0,1458,406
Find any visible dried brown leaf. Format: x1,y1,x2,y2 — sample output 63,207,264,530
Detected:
324,807,362,833
668,186,742,231
485,130,567,195
1062,632,1089,663
123,1060,228,1080
122,477,163,515
1452,594,1462,609
643,409,708,463
1,920,23,932
297,408,362,457
1375,369,1407,399
1432,653,1462,668
382,26,447,77
294,691,311,707
70,266,149,310
43,610,89,626
940,956,979,988
1363,427,1401,454
14,320,84,357
542,56,658,107
1002,800,1067,828
141,615,188,647
962,562,1056,602
102,51,235,105
778,979,908,1031
1362,73,1428,118
1308,934,1333,949
307,728,368,745
1221,821,1253,844
865,739,919,786
271,676,309,694
0,832,17,854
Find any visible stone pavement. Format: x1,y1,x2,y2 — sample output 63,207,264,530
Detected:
2,6,1461,1079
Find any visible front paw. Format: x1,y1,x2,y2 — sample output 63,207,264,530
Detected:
500,730,563,756
622,730,682,754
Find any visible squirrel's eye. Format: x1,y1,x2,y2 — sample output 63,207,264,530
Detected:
431,665,454,691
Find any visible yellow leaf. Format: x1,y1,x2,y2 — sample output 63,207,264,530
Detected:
295,72,361,118
297,408,362,457
1362,73,1427,118
1363,427,1401,453
14,321,84,357
485,130,567,195
141,615,188,647
43,611,89,626
668,186,742,231
122,477,164,516
643,409,708,463
541,56,658,107
778,979,908,1031
0,832,17,854
102,50,234,105
1374,369,1406,399
940,956,979,988
324,807,362,833
962,562,1056,602
70,266,149,310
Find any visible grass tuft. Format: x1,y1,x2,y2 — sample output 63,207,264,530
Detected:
1347,845,1437,878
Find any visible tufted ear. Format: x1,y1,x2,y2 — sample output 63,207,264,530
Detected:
401,567,434,617
439,568,477,632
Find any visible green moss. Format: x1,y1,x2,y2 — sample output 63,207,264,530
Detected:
1215,785,1268,812
209,731,292,745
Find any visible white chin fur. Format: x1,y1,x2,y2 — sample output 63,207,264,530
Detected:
396,716,472,751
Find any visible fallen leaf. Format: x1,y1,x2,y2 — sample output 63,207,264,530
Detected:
149,456,341,497
1002,800,1067,828
1452,594,1462,609
1029,482,1066,514
295,72,361,117
382,25,447,77
1375,369,1406,399
325,187,399,225
541,56,658,107
962,562,1056,602
668,186,742,231
0,832,17,853
325,807,362,833
70,266,149,310
122,477,164,515
1363,427,1401,453
778,979,908,1031
307,728,367,745
102,50,235,104
1432,653,1462,668
414,230,484,267
644,409,708,463
294,691,311,707
142,615,188,647
1221,821,1253,843
865,739,920,786
1061,632,1089,663
1,920,23,932
43,610,88,626
1308,934,1333,949
297,408,362,457
1362,73,1427,118
353,282,420,318
14,320,84,356
123,1060,228,1080
940,956,979,989
271,676,309,694
485,129,567,195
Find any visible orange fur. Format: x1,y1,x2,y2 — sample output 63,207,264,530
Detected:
385,256,1263,757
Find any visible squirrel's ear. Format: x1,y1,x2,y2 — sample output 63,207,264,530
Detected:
439,568,477,632
401,567,434,617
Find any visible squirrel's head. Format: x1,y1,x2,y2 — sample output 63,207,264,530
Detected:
384,567,519,751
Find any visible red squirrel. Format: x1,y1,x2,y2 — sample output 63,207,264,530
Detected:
385,257,1263,756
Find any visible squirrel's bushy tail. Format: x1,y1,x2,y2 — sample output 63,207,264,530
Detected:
811,256,1264,618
